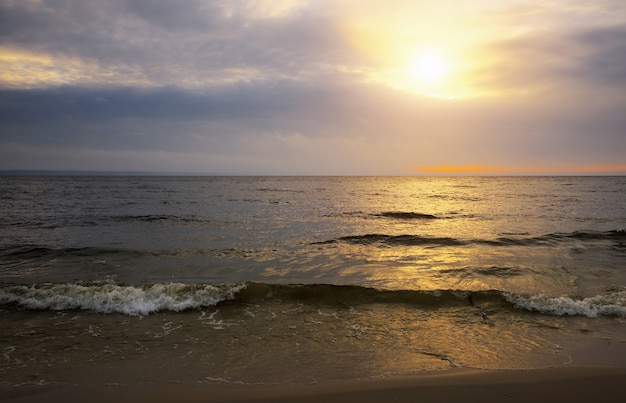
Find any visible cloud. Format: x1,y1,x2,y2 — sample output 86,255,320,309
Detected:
0,0,624,174
2,77,623,174
0,0,351,89
471,25,626,94
571,26,626,85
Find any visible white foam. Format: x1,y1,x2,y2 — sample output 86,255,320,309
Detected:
506,291,626,318
0,282,247,316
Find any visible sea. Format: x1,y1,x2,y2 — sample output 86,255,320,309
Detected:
1,175,625,387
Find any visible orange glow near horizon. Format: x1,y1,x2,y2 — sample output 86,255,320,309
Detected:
414,164,626,175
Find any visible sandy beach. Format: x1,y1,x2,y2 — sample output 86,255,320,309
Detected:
2,340,625,403
135,367,626,403
2,366,625,403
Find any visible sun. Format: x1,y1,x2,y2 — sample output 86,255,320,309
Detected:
356,40,469,98
409,51,450,85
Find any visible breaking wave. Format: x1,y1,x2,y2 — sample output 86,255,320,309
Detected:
1,282,625,318
505,291,626,318
0,282,246,316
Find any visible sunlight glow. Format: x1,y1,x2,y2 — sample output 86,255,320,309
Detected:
338,2,498,99
390,47,463,99
409,52,449,85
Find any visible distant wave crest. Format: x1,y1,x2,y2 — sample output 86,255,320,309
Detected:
112,214,210,224
374,211,438,220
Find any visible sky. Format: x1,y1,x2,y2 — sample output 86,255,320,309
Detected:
0,0,625,175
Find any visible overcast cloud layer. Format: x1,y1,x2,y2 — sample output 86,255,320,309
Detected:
1,0,625,174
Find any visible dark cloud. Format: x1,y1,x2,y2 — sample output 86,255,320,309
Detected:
0,79,402,152
0,1,120,55
473,25,626,92
1,75,623,159
0,78,371,127
122,0,219,32
0,84,285,123
0,0,350,83
571,26,626,85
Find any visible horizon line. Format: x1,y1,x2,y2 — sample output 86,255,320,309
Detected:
1,169,625,177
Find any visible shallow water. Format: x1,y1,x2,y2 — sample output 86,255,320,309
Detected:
2,287,624,386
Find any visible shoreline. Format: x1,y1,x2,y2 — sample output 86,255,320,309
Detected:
138,366,626,402
2,338,626,402
3,366,626,403
0,318,626,403
2,313,625,402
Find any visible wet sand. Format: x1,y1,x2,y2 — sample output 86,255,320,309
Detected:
133,367,626,403
2,366,626,403
3,338,625,402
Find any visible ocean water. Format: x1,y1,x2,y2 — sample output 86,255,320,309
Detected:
1,176,625,386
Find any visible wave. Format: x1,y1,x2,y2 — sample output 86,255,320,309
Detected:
488,230,626,247
3,229,623,264
544,230,626,241
322,211,444,220
254,187,306,193
315,230,626,248
316,234,463,246
1,217,100,230
373,211,438,220
0,245,268,263
2,214,211,230
111,214,210,224
506,292,626,318
1,282,624,318
0,245,144,261
0,283,246,316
